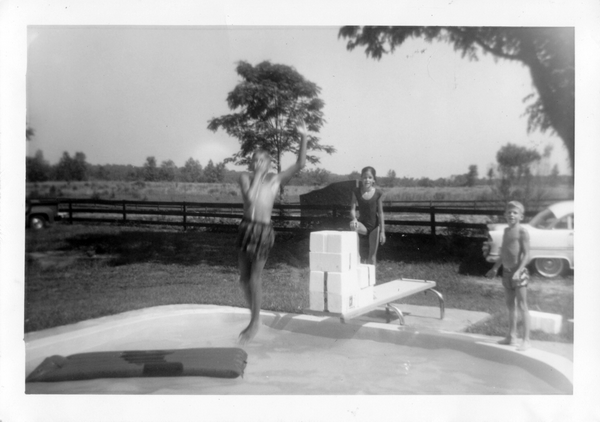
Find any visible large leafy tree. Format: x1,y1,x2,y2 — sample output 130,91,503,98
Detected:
203,159,226,183
339,26,574,172
465,164,478,187
54,151,88,181
159,159,177,182
494,143,542,203
143,156,158,182
181,157,203,183
26,150,51,182
208,61,335,179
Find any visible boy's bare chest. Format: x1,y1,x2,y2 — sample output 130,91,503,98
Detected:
502,227,523,250
254,177,280,200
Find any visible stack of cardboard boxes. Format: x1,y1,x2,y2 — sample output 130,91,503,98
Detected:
308,231,375,313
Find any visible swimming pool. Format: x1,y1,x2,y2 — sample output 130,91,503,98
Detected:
25,304,573,394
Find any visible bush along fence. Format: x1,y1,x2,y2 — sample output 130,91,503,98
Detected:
55,198,572,238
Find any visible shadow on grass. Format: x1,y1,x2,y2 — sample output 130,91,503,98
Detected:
377,232,491,276
61,228,313,269
59,227,491,274
63,229,240,267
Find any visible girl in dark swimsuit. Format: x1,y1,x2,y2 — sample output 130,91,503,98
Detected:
350,166,386,265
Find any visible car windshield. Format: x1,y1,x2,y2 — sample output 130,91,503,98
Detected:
529,208,574,230
529,208,556,229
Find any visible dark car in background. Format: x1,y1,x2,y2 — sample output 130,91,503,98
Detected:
26,199,66,230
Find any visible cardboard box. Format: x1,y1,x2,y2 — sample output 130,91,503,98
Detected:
529,311,563,334
309,291,325,312
309,231,330,253
357,264,376,288
310,230,359,270
327,292,358,314
310,252,356,273
310,231,359,253
327,271,360,296
309,271,325,293
326,231,359,256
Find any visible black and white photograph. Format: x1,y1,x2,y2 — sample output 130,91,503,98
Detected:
1,0,599,421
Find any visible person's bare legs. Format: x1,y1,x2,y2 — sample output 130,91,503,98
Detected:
238,256,267,345
238,251,252,306
516,286,531,351
351,222,368,263
366,226,380,266
498,287,517,345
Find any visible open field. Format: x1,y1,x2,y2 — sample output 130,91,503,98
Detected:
26,181,313,203
26,181,574,205
25,223,574,343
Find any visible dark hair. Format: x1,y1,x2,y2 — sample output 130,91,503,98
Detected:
361,166,377,181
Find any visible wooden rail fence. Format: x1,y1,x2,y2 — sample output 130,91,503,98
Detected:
56,198,571,237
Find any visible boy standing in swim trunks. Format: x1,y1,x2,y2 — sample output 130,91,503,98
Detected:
236,119,308,344
486,201,531,351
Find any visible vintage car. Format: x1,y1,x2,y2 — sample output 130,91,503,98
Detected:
483,200,574,278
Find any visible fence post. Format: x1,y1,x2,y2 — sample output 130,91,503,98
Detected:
430,205,436,239
183,202,187,231
122,200,127,222
68,201,73,225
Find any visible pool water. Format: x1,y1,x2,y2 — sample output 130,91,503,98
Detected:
25,305,572,395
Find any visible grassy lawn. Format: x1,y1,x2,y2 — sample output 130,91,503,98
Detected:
25,223,574,343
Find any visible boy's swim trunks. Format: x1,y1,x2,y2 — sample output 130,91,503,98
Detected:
237,219,275,261
502,267,530,289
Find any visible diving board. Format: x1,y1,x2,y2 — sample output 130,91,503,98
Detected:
340,278,445,325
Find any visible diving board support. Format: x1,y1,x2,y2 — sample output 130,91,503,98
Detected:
386,303,405,325
425,288,445,320
340,278,445,325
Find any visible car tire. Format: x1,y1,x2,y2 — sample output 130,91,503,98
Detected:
29,215,46,230
534,258,566,278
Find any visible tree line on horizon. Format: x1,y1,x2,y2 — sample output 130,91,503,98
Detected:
26,143,569,198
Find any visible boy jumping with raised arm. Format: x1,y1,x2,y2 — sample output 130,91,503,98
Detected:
486,201,531,351
236,119,308,344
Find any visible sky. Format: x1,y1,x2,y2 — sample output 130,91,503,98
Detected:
26,26,571,179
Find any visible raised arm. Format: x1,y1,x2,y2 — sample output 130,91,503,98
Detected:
350,191,358,228
277,119,308,185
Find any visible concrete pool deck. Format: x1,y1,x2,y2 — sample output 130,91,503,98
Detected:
358,304,573,361
25,304,573,395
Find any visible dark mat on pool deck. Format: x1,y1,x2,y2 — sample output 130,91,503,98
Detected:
26,348,248,382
